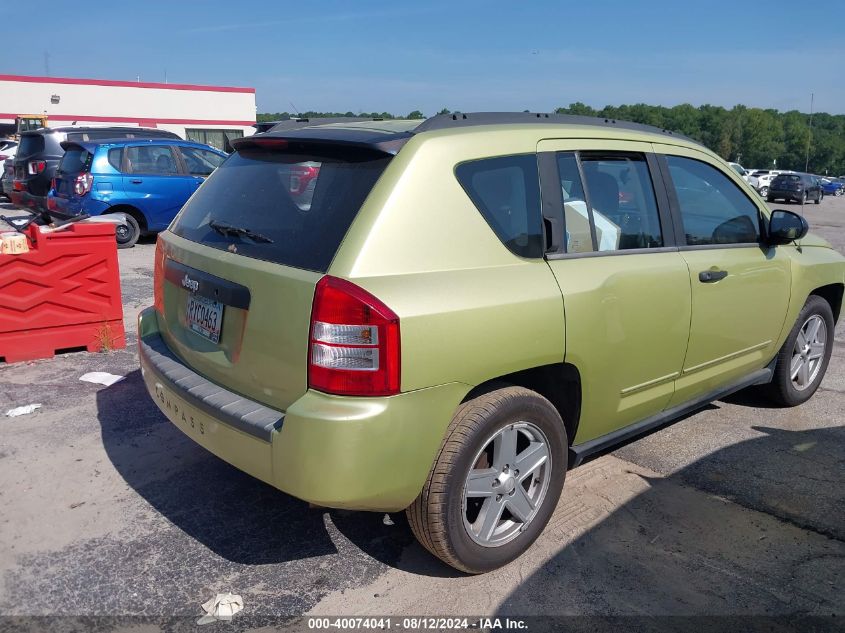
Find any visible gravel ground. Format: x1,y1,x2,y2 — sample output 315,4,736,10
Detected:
0,196,843,631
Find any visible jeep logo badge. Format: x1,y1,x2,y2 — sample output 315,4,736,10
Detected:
182,275,199,292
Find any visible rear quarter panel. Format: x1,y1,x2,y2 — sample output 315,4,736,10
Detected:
329,130,566,394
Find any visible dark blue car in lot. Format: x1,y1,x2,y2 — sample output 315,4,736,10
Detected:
48,138,227,247
820,177,845,197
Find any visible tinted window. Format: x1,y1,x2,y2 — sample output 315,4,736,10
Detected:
556,153,592,254
57,147,92,174
581,153,663,251
18,135,44,157
179,146,226,176
170,148,390,272
455,154,543,258
556,151,663,254
666,155,760,246
108,148,123,171
125,145,178,175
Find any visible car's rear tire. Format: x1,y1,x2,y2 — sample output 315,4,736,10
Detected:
801,191,808,204
406,386,567,574
115,214,140,249
759,186,769,197
815,191,822,204
763,295,834,407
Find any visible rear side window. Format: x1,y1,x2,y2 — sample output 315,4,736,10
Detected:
58,147,92,174
18,135,44,157
666,156,760,246
126,145,179,175
108,148,123,171
455,154,543,258
170,148,391,272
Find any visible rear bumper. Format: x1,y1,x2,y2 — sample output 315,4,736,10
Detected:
769,189,803,201
13,190,47,211
137,307,468,511
48,193,110,219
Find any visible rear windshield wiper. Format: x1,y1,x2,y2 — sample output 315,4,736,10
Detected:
209,220,274,243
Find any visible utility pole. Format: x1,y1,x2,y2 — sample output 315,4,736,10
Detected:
805,93,814,173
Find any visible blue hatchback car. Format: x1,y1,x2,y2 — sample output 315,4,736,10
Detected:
48,138,227,247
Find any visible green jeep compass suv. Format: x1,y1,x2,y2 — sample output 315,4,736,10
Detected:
138,112,844,573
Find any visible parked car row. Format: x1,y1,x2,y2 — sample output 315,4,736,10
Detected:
739,166,844,201
3,125,227,247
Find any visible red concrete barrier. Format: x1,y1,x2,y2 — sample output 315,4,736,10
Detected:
0,222,125,363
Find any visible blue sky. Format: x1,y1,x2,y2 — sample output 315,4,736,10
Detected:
3,0,843,115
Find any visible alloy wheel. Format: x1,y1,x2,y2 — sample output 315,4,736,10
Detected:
462,422,552,547
790,315,827,391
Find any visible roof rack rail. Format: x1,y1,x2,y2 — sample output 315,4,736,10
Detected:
413,111,696,143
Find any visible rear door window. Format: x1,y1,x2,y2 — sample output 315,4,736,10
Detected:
126,145,180,175
455,154,543,258
580,153,664,251
554,152,664,253
170,148,391,272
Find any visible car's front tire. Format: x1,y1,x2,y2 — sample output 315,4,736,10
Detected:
759,186,769,197
764,295,835,407
407,386,567,573
815,192,822,204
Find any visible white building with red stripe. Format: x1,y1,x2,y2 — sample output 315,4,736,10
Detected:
0,73,256,150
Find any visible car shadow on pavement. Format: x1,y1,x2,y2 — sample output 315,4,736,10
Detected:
495,424,845,623
95,369,414,568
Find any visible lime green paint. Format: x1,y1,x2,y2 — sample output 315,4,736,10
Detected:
157,232,321,411
140,307,468,511
145,120,845,512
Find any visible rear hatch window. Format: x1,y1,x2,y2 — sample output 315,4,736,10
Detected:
58,147,93,174
17,135,44,158
170,147,391,272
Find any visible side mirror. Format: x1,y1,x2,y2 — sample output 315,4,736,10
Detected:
768,209,809,245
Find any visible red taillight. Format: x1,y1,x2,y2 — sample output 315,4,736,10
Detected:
308,276,400,397
13,180,24,191
27,160,46,175
153,237,166,314
74,172,93,196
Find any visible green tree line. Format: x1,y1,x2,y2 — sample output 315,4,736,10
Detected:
258,104,845,175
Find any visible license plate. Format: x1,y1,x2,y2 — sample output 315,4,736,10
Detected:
186,294,224,343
